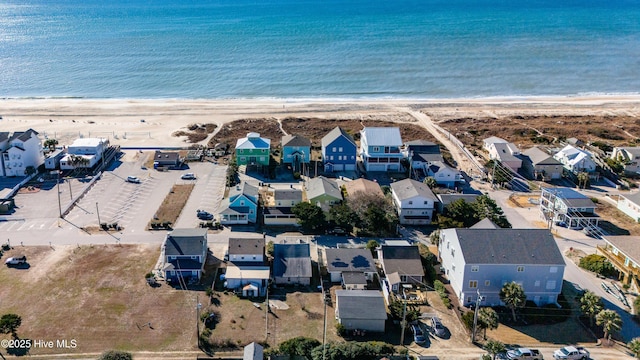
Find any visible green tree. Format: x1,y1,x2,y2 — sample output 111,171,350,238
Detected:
365,240,379,257
486,159,513,186
388,298,420,324
418,243,437,284
0,313,22,338
98,350,133,360
24,165,36,177
580,290,604,327
499,282,526,322
347,192,397,236
577,172,590,189
443,198,476,227
423,176,437,189
292,202,326,232
484,339,506,360
266,241,275,258
596,309,622,343
472,195,511,228
44,138,58,151
628,337,640,359
328,203,358,233
579,254,618,277
278,336,321,360
429,229,441,245
477,307,499,340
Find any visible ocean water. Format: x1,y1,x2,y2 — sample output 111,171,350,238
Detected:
1,0,639,99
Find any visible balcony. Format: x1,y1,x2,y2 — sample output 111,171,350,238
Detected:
597,245,640,280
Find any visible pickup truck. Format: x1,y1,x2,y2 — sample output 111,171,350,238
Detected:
5,255,27,266
553,346,589,360
506,348,543,360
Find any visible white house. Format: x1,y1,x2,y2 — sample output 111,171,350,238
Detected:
425,160,463,188
539,187,599,229
483,136,508,151
335,290,387,332
617,192,640,222
0,129,45,177
553,144,597,174
227,238,265,263
360,127,404,172
488,142,522,171
225,237,269,297
611,147,640,175
244,342,263,360
263,188,302,226
60,137,108,170
438,227,565,307
390,178,437,225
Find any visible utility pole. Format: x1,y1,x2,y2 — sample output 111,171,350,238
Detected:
57,170,62,218
490,159,498,189
471,289,483,343
68,178,73,200
322,295,327,360
96,202,101,226
265,286,269,342
196,296,202,348
399,290,408,346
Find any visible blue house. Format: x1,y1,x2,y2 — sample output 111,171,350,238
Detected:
321,127,357,172
360,127,403,172
281,134,311,172
218,182,259,225
162,228,208,284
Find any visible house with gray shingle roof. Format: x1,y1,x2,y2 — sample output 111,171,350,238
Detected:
390,179,437,225
306,176,342,211
540,187,599,229
521,147,563,180
321,127,357,172
611,147,640,175
360,127,403,172
438,228,565,307
335,290,387,332
161,228,208,283
377,244,424,294
273,243,312,285
282,134,311,172
488,142,522,171
325,248,376,284
219,182,259,225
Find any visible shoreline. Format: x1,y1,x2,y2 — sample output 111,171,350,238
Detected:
1,96,639,148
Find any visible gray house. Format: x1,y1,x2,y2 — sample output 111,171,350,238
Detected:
438,228,565,307
520,147,563,181
335,290,387,332
273,243,312,285
377,244,424,293
243,342,263,360
162,228,208,283
325,248,376,284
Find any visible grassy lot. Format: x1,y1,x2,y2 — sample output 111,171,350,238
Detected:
596,200,640,236
150,184,195,228
0,245,203,355
203,288,341,350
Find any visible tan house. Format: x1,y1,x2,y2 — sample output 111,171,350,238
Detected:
597,236,640,291
343,178,384,198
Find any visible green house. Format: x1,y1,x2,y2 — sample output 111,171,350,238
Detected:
235,132,271,166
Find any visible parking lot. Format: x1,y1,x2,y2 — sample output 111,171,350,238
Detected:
174,163,228,228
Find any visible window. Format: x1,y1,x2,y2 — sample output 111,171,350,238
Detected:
373,146,381,152
262,149,266,153
339,147,343,152
253,256,256,260
546,280,557,290
550,266,558,273
471,266,479,272
469,280,478,288
351,155,355,160
517,266,525,272
409,201,413,205
485,280,490,286
332,147,336,152
424,201,428,205
240,201,245,206
450,249,455,257
534,280,540,287
330,156,334,160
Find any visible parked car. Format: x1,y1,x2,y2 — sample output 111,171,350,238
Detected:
553,346,589,360
197,210,214,220
506,348,543,360
326,227,347,235
5,255,27,266
181,173,196,180
126,176,141,183
411,324,426,344
430,316,446,338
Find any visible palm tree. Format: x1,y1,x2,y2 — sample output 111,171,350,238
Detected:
628,337,640,358
484,339,506,360
44,138,58,151
423,176,437,189
577,172,589,189
580,290,604,327
478,307,499,339
596,309,622,343
499,282,526,322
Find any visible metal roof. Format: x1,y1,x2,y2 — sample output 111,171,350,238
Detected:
541,187,595,208
236,133,271,150
361,127,402,146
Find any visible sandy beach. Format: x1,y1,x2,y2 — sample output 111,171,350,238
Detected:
1,96,640,148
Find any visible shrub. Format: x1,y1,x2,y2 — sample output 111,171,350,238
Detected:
461,310,474,330
98,350,133,360
335,323,346,336
434,280,445,293
579,254,618,277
